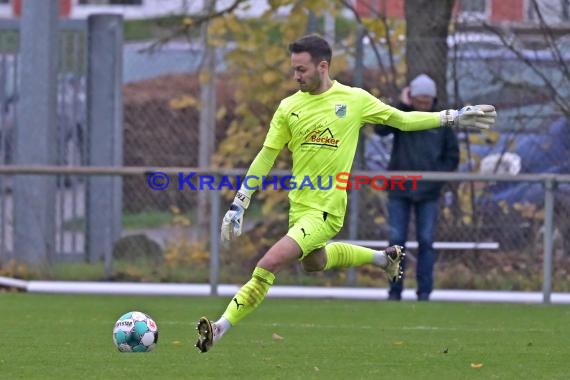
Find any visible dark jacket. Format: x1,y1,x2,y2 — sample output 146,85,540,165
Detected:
375,102,459,201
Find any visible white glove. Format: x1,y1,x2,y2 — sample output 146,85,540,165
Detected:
440,104,497,129
220,190,250,243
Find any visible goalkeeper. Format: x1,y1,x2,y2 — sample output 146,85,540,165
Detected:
195,34,496,353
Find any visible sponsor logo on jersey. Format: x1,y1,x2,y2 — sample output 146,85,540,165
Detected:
302,127,339,148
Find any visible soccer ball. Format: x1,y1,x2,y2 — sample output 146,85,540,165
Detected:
112,311,159,352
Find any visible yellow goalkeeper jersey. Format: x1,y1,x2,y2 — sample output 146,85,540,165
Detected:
263,81,395,217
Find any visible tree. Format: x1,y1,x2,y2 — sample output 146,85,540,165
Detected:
405,0,455,107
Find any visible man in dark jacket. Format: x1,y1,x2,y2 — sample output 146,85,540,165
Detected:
375,74,459,301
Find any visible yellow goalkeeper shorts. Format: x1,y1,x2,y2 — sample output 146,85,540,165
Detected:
286,202,344,258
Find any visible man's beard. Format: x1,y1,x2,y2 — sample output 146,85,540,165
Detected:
299,74,320,93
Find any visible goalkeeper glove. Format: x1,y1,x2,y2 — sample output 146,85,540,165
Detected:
220,190,250,243
440,104,497,129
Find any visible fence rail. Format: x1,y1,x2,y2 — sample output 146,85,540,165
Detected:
0,165,569,182
0,165,568,304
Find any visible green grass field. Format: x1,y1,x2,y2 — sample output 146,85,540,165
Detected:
0,293,568,380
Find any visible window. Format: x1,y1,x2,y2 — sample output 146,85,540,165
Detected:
528,0,570,22
458,0,487,22
78,0,142,5
460,0,486,13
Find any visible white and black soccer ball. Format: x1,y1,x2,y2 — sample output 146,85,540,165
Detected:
112,311,159,352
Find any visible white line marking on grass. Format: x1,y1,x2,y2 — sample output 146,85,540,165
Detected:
400,325,553,333
249,323,556,333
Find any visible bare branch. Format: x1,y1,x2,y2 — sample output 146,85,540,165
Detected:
192,0,245,25
373,1,400,96
481,22,570,116
340,0,398,98
528,0,570,83
142,0,246,53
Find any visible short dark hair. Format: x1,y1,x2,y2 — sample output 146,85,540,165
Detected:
288,34,332,65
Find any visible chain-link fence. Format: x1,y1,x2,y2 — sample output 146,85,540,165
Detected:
1,9,570,298
358,29,570,285
2,168,570,297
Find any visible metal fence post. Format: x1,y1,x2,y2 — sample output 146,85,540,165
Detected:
14,0,58,265
85,14,123,277
347,188,359,286
197,0,216,238
542,176,555,304
346,24,366,286
209,184,221,296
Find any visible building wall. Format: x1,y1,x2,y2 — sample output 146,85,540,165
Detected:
70,0,194,19
0,0,274,19
354,0,568,24
491,0,524,22
355,0,404,18
0,0,566,23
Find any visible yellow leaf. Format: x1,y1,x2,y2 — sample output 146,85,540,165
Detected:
209,38,227,48
272,333,284,340
224,15,242,34
216,106,227,121
172,215,191,226
262,70,280,85
470,363,484,368
374,216,386,224
169,95,198,110
467,130,500,144
199,71,214,84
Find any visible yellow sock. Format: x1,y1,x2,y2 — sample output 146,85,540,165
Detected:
324,242,375,270
222,266,275,326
